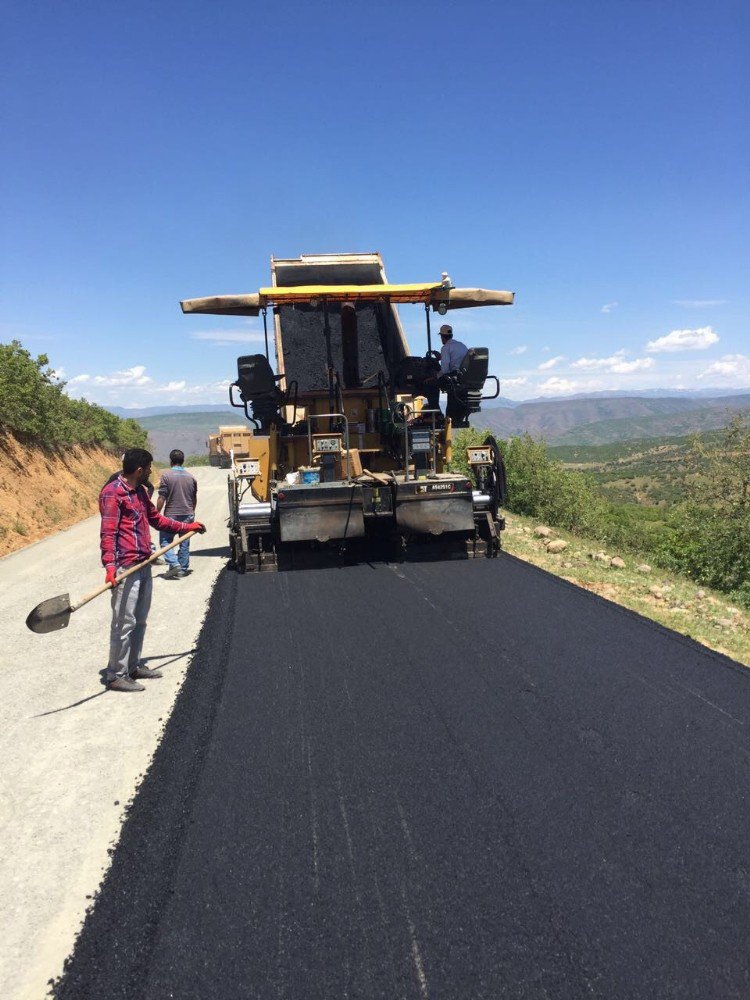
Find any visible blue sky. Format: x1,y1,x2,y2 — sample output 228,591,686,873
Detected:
2,0,748,405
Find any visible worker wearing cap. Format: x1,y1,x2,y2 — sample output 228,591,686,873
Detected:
424,325,469,413
438,324,468,375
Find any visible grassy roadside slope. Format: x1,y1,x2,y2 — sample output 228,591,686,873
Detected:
502,511,749,667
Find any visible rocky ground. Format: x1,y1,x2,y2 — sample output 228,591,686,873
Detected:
502,513,750,666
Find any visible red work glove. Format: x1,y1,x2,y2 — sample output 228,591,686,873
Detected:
105,566,117,586
184,521,206,534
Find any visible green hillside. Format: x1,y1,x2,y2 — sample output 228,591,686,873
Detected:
549,433,720,505
139,410,241,461
551,402,750,446
1,340,147,451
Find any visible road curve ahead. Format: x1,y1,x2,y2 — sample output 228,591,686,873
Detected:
53,555,750,1000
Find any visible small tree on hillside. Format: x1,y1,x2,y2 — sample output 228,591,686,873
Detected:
664,414,750,602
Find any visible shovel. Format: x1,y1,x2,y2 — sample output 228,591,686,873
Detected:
26,531,199,634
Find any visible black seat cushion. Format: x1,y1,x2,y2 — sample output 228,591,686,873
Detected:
236,354,280,401
454,347,489,392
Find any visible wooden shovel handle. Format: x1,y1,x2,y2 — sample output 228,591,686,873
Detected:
71,531,199,612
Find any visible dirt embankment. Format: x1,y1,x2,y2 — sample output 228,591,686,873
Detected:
0,430,117,557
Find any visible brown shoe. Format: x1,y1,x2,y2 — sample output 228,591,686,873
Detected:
108,677,145,692
132,666,163,679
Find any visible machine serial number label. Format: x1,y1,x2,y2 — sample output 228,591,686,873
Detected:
313,436,342,453
417,483,455,493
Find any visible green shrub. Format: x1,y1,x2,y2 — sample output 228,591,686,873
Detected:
502,434,606,535
452,420,749,601
657,416,750,594
0,340,148,451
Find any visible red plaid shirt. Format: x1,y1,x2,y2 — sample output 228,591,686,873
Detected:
100,475,191,569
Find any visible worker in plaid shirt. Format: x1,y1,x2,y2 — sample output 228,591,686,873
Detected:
99,447,205,692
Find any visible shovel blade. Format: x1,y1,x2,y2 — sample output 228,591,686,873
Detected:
26,594,73,634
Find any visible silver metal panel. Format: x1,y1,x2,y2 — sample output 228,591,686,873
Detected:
279,503,365,543
396,493,474,535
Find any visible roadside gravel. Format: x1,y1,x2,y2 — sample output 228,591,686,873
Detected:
0,467,230,1000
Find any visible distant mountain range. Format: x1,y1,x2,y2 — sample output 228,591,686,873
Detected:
485,386,750,409
110,404,233,418
136,410,240,461
110,391,750,460
476,393,750,444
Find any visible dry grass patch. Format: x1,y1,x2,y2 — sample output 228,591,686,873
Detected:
0,431,116,557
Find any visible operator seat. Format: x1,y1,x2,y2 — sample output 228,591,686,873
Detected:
445,347,489,427
235,354,284,431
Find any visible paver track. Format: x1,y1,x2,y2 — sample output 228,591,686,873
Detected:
53,555,750,999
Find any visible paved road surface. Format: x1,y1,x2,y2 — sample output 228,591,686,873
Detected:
53,554,750,999
0,467,230,1000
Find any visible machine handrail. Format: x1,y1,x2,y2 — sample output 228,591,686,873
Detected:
482,376,501,400
228,383,260,430
306,412,352,482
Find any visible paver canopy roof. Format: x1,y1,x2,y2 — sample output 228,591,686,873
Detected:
180,285,514,317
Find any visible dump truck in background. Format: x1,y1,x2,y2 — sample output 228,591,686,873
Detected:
207,433,221,466
212,425,253,468
182,252,513,571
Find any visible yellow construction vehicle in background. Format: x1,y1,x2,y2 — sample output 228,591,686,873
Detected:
182,252,513,571
207,433,221,466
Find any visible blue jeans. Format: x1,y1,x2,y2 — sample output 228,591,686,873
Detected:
160,514,192,571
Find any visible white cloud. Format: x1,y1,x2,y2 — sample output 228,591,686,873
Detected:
64,366,238,405
92,364,152,387
697,354,750,382
538,355,565,371
608,357,654,374
191,329,265,345
672,299,727,308
501,377,528,388
509,345,528,356
646,326,719,353
572,350,654,374
600,301,618,314
537,376,602,395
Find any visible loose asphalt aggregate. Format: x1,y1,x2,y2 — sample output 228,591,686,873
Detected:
53,553,750,999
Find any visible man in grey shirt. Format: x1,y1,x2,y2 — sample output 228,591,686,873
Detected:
156,449,198,579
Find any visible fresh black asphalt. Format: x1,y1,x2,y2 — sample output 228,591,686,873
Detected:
54,554,750,999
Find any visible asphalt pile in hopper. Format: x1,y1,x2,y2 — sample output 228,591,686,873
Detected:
279,303,389,392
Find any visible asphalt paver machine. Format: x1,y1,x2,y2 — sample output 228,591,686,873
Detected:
182,253,513,571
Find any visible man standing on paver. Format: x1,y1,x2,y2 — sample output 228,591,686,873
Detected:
100,447,205,692
156,449,198,580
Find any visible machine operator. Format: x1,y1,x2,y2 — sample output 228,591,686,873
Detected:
423,324,469,416
438,324,468,375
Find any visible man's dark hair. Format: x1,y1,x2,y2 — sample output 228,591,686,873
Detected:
122,448,153,475
169,449,185,466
